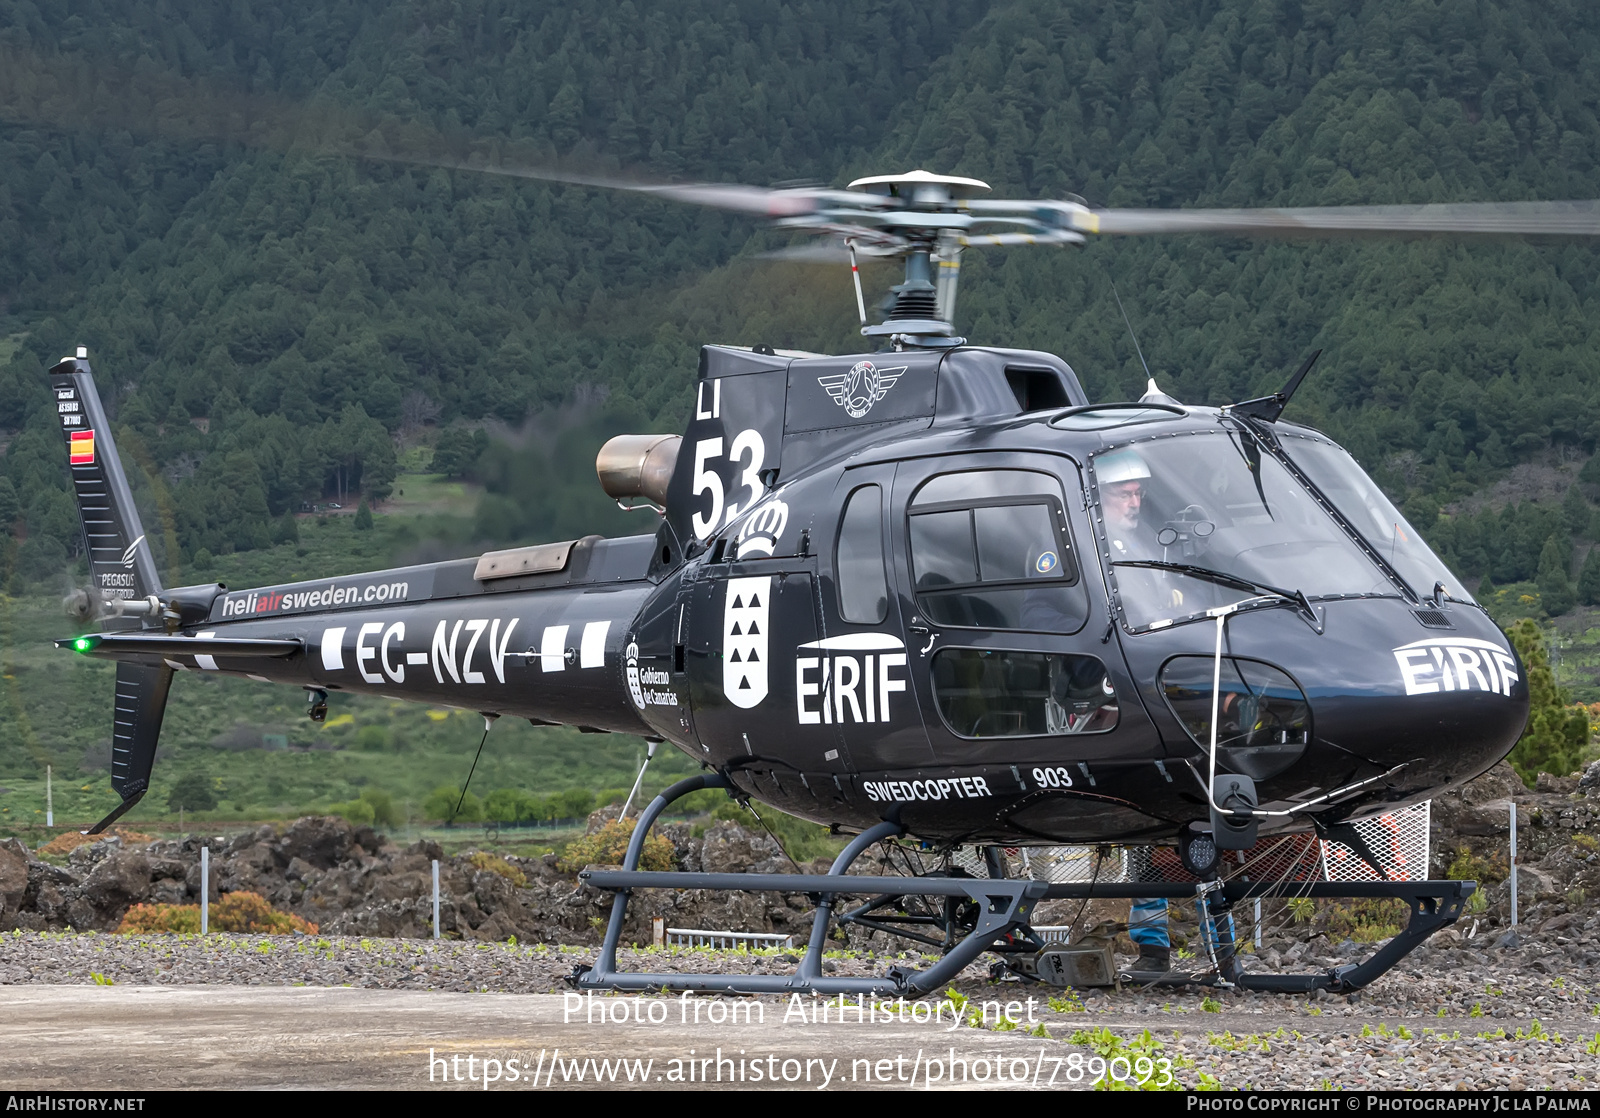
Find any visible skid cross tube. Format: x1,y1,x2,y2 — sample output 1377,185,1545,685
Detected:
574,776,1047,997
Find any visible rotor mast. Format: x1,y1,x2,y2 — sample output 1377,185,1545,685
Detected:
846,171,989,349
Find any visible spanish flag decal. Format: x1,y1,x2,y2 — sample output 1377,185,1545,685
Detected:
69,429,95,465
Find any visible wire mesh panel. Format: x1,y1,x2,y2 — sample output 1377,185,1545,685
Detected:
950,844,1133,882
947,802,1430,887
1025,845,1132,883
1320,801,1431,882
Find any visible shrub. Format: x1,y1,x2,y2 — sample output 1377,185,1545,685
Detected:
117,903,202,934
517,794,552,823
353,726,390,752
559,818,675,872
483,788,536,823
553,787,595,820
1323,897,1407,943
116,891,317,935
467,851,528,887
211,891,319,934
359,787,402,827
166,772,218,813
422,784,482,822
328,798,375,826
1446,844,1507,885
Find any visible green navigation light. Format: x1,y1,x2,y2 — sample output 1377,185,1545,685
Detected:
73,637,93,652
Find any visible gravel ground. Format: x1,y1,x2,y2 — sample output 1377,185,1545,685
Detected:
4,928,1596,1090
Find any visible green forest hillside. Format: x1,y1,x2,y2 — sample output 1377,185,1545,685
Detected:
0,0,1596,583
1,0,1599,823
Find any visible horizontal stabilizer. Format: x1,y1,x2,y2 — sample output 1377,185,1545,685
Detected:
62,633,302,664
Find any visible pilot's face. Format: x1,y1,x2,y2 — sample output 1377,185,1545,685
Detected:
1104,480,1144,534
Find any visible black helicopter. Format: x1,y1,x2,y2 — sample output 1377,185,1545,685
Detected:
54,170,1599,997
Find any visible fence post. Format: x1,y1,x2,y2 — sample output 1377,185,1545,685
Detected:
45,766,52,828
1254,897,1262,949
1509,802,1518,928
432,859,440,940
652,917,665,949
200,845,209,935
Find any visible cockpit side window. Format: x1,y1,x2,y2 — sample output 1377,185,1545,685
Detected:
932,648,1119,737
907,469,1088,633
836,484,888,624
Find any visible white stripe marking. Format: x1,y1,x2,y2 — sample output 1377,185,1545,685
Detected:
321,627,347,671
580,621,610,669
540,625,569,672
195,631,218,671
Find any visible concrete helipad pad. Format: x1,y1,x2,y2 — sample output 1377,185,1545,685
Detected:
0,985,1056,1090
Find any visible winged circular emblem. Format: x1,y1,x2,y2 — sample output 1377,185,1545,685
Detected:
817,360,907,420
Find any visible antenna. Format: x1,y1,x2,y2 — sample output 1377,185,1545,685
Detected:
1109,279,1152,381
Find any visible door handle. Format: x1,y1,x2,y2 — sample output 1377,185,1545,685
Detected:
907,622,938,656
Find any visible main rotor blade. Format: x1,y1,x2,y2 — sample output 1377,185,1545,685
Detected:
757,243,856,263
1085,200,1600,237
382,154,845,218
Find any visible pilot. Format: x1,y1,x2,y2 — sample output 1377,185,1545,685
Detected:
1097,448,1156,560
1099,446,1189,616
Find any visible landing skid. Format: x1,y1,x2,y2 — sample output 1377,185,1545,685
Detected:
573,774,1474,999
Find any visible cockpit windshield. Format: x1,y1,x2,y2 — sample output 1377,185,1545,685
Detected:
1093,430,1394,631
1277,433,1474,605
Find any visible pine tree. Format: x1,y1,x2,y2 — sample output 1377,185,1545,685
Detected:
1536,534,1576,616
0,477,18,531
354,499,373,531
1506,619,1590,785
1581,548,1600,607
1564,484,1592,539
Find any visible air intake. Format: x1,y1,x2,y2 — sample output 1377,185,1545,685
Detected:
1412,609,1454,630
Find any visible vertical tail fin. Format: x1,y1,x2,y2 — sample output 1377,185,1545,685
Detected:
50,349,174,834
48,351,163,626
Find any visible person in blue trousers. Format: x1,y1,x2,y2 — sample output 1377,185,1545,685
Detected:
1130,897,1171,971
1130,897,1239,973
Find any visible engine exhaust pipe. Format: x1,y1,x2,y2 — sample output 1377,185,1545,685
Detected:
596,434,680,510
